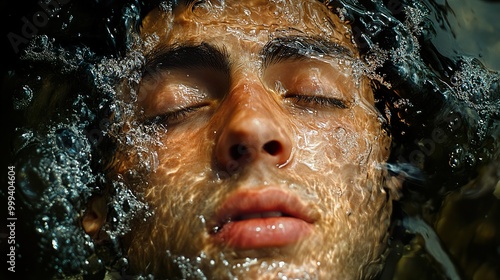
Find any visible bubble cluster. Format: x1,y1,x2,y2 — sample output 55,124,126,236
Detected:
15,123,98,277
450,57,500,124
5,9,152,277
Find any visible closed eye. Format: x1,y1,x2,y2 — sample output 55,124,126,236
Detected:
145,102,211,125
284,94,349,109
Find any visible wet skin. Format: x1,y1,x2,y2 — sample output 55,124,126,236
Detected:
101,0,400,279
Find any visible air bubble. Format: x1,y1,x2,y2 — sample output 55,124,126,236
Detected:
13,85,34,110
449,146,465,169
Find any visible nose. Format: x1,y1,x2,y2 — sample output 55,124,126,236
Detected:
215,86,292,173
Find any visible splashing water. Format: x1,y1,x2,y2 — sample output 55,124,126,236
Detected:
2,0,499,279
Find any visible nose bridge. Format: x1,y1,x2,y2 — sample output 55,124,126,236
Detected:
226,83,278,133
215,82,292,172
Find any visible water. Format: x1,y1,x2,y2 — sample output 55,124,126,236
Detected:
427,0,500,72
1,0,499,279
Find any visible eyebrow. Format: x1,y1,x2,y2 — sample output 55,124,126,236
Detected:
142,36,353,77
143,43,230,78
261,36,355,68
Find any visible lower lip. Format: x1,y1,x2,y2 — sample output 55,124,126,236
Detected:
213,217,313,249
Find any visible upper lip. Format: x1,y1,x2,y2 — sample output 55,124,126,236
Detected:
210,187,319,233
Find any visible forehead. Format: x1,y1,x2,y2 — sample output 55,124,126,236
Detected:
139,0,356,53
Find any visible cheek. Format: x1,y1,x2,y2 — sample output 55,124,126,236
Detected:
136,127,214,230
146,129,213,192
127,131,217,263
289,111,390,214
291,113,388,171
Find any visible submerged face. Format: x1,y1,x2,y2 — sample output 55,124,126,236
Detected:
110,0,396,279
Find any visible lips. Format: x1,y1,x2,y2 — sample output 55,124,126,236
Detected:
211,188,318,249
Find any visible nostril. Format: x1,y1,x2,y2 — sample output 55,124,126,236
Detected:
230,144,249,160
263,140,282,156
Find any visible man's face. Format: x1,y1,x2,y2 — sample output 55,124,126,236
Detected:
118,0,395,278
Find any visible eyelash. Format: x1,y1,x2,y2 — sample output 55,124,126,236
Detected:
285,94,348,109
147,103,208,125
145,94,346,125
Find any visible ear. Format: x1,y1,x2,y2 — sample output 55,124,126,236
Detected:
82,196,107,239
386,172,404,201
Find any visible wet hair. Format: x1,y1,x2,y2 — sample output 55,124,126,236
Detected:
330,0,499,200
2,0,498,279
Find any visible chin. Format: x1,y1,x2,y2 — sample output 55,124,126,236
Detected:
126,227,388,280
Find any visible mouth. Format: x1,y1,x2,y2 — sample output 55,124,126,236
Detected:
210,188,318,249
